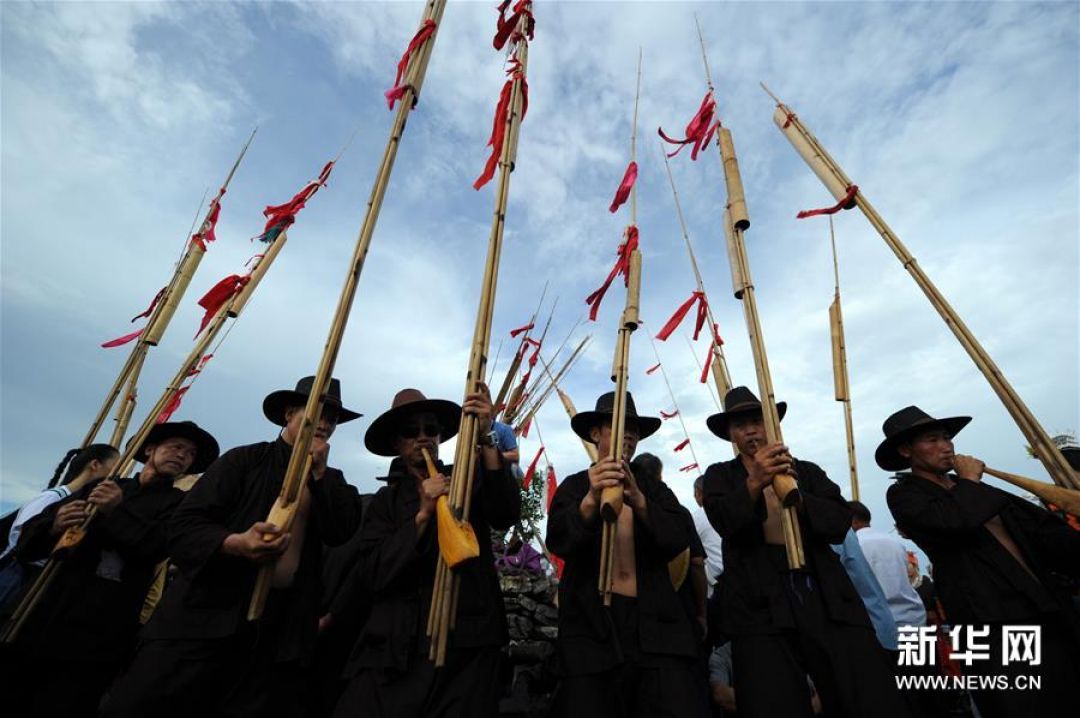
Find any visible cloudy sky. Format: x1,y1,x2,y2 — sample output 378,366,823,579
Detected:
2,1,1077,561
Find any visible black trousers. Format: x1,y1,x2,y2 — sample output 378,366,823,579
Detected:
0,654,121,718
549,595,703,718
731,572,910,718
101,634,305,718
333,645,503,718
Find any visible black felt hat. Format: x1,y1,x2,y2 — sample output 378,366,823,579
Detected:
135,421,220,474
364,388,462,457
874,405,971,471
570,391,661,443
706,386,787,441
262,376,361,427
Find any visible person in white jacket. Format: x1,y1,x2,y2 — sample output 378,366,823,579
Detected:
849,500,926,629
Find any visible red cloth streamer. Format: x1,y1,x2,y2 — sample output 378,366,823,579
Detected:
193,188,226,251
518,415,533,438
584,226,639,321
156,386,190,424
256,161,335,243
386,19,437,110
494,0,535,51
474,60,529,190
674,438,690,452
679,463,699,473
195,274,250,337
655,290,708,341
509,322,534,338
796,185,859,219
187,354,213,377
608,161,638,214
658,91,720,161
522,445,544,490
782,110,797,129
646,362,661,375
102,327,144,348
544,464,558,511
130,286,167,323
661,410,680,420
699,323,724,384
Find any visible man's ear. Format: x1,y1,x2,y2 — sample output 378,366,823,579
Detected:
898,443,913,459
589,425,602,444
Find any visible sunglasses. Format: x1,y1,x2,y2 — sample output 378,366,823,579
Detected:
399,422,442,440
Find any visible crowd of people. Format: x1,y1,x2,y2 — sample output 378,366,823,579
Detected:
0,377,1077,718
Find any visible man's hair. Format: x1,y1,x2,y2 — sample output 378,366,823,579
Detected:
848,500,871,524
630,452,662,483
693,475,704,492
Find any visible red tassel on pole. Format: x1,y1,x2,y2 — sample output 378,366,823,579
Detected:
674,438,690,451
655,290,707,341
522,445,544,489
679,462,699,473
130,287,167,323
646,362,661,375
195,274,250,337
608,161,638,213
796,185,859,219
102,328,144,348
661,410,680,420
385,19,438,110
156,386,189,424
658,91,720,161
585,226,639,321
192,188,226,251
509,322,534,338
474,60,529,190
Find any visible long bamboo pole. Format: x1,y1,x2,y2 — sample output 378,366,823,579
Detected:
492,285,547,418
503,298,558,423
512,335,590,434
827,217,859,500
765,86,1079,492
427,8,532,666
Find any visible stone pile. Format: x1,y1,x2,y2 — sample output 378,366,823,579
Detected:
497,566,559,716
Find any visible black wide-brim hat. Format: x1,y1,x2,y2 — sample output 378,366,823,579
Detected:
874,405,972,471
570,391,661,444
263,376,362,427
364,388,462,457
706,386,786,441
135,420,220,474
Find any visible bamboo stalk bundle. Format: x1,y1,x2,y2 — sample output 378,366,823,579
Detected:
427,6,533,666
109,368,142,449
492,288,547,419
512,335,590,435
509,320,583,424
502,299,557,423
765,86,1079,491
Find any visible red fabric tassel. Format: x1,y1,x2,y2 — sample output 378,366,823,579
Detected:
585,226,639,321
679,463,699,473
130,286,167,323
193,188,226,251
156,386,189,424
658,91,720,161
661,410,680,420
195,274,250,337
474,61,529,190
796,185,859,219
699,323,724,384
386,19,437,110
545,464,558,511
782,111,797,129
646,362,661,375
522,445,544,490
494,0,535,51
509,321,534,338
188,354,213,377
102,327,144,348
655,290,708,341
256,161,335,242
608,161,637,213
519,415,533,438
674,438,690,451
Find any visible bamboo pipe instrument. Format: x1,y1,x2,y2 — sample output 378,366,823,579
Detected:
826,217,860,500
109,370,142,450
981,464,1080,516
503,298,558,422
513,335,591,433
427,7,531,666
765,86,1079,492
511,319,586,422
245,0,450,622
493,287,548,418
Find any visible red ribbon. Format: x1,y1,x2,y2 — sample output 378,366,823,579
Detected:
796,185,859,219
519,415,533,438
494,0,535,51
522,445,544,490
193,187,226,251
195,274,250,337
655,290,708,341
509,321,534,338
679,463,699,473
646,362,661,375
585,226,639,321
130,286,167,323
256,161,335,243
187,354,213,377
545,464,558,512
156,386,189,424
658,91,720,161
101,327,144,348
674,438,690,451
386,19,437,110
661,410,680,420
782,110,797,129
699,323,724,384
608,161,638,214
474,61,529,190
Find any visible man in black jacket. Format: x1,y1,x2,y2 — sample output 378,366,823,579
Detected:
881,405,1080,718
702,387,907,718
104,377,363,718
6,420,218,716
546,392,699,718
333,385,520,718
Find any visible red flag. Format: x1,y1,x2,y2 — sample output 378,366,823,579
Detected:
522,445,544,490
545,464,558,511
585,226,639,321
474,60,529,190
658,91,720,161
674,437,690,451
646,362,661,375
130,286,167,323
156,386,189,424
661,410,680,420
655,290,708,341
509,321,534,338
796,184,859,219
386,19,438,110
679,463,699,473
255,161,335,243
102,328,144,348
518,415,533,438
192,187,226,251
494,0,535,51
195,274,250,337
608,161,638,213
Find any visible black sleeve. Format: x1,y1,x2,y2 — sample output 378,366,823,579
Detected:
634,478,692,560
795,461,853,544
703,462,766,539
358,485,435,595
309,468,363,547
476,462,521,532
99,488,184,562
545,472,598,557
167,447,249,578
887,478,1011,537
14,488,93,563
1011,500,1080,578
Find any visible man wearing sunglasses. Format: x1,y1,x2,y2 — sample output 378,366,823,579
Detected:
333,384,520,718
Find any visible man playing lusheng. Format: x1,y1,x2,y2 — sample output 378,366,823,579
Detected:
546,391,700,718
702,386,908,718
882,405,1080,718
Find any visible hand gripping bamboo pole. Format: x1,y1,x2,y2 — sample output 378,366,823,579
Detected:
717,130,806,570
427,9,532,666
826,217,860,500
246,2,451,623
765,86,1079,492
79,129,257,451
